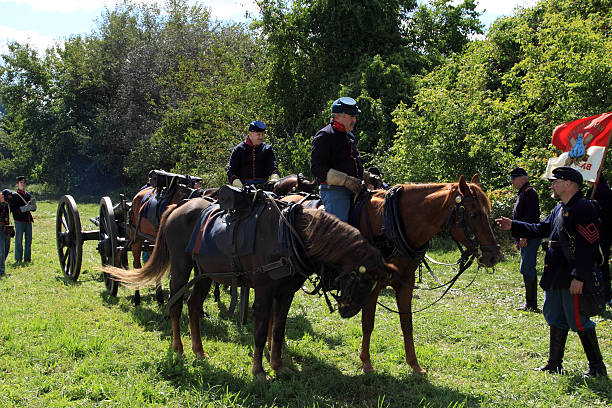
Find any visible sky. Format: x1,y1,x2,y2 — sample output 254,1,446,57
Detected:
0,0,539,55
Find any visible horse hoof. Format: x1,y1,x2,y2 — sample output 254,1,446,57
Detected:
411,365,427,375
255,372,270,382
194,350,209,359
275,366,294,378
362,364,375,374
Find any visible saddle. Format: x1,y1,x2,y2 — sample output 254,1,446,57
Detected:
186,186,293,282
149,169,201,189
140,186,178,231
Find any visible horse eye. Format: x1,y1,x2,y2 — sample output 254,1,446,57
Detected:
471,212,481,220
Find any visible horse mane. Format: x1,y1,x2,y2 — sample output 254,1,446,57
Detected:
296,209,379,265
468,183,492,213
382,181,491,214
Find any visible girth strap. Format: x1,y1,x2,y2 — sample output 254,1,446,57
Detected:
381,185,429,261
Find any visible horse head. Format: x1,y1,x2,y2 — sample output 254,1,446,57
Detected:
334,257,397,318
448,174,502,267
298,208,393,318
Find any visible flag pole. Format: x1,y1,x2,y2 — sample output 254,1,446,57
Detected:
590,128,612,199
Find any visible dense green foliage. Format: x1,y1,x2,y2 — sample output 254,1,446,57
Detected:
385,0,612,212
0,0,611,214
0,200,610,407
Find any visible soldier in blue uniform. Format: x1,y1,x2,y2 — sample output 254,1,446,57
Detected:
227,120,280,188
497,167,607,377
587,174,612,306
310,97,364,222
509,167,541,311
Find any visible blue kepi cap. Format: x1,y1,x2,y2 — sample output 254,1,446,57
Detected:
509,167,527,178
248,120,266,132
331,97,361,115
548,166,583,184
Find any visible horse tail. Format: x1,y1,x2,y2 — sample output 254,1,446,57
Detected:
102,203,179,287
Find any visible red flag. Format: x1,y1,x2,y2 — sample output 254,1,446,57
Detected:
552,112,612,151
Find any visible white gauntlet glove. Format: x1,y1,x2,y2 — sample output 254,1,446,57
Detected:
20,197,37,212
326,168,363,195
231,179,244,188
269,173,280,182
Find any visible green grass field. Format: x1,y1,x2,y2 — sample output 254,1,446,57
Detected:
0,199,610,407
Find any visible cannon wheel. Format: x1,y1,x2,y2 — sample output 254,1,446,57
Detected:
56,195,83,281
99,197,119,296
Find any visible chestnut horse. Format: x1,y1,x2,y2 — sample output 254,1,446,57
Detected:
105,196,396,380
283,175,502,374
128,183,194,305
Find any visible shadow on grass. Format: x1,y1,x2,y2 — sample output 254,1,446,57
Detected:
567,373,611,403
599,308,612,321
54,274,83,287
149,342,479,408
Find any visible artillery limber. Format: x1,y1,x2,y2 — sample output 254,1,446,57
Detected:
56,170,202,297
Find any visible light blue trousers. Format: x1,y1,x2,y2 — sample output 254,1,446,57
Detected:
319,184,353,222
519,238,541,278
14,221,32,262
543,288,595,332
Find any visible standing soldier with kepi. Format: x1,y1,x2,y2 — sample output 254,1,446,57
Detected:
9,176,36,263
310,97,366,222
509,167,541,312
496,167,607,377
227,120,280,188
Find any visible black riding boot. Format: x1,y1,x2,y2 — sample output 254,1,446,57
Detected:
518,275,539,312
577,328,608,378
538,325,568,374
526,275,539,311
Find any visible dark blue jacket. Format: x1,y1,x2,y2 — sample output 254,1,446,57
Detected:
511,191,600,290
9,190,33,223
310,123,363,184
227,139,279,183
587,177,612,246
512,183,540,241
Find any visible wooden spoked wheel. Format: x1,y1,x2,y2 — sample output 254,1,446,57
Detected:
55,195,83,281
99,196,119,296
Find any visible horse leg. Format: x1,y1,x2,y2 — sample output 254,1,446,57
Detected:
395,283,426,374
132,239,143,306
270,292,295,377
360,287,380,373
213,282,220,302
155,278,164,305
267,309,273,351
187,276,212,358
251,288,273,381
168,256,193,356
169,297,184,355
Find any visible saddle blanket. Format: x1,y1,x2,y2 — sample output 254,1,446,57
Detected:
186,202,265,257
140,186,177,230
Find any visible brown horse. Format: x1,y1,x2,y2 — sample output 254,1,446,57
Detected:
283,175,502,374
104,195,397,380
127,184,194,305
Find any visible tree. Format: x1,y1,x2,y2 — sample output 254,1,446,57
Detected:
385,0,612,212
256,0,482,176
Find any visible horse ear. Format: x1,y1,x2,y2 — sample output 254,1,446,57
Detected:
470,174,480,186
458,175,471,196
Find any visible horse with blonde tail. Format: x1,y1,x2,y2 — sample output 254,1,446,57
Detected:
104,192,398,380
